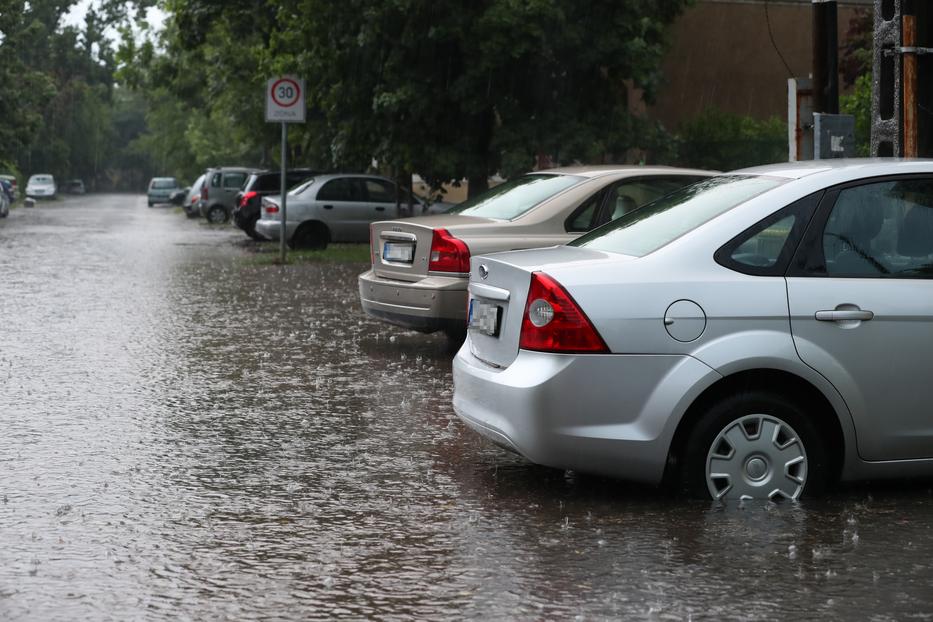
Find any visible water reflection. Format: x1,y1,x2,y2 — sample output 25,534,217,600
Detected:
0,196,931,620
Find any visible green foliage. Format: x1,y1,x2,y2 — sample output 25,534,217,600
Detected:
0,0,156,189
3,1,692,192
126,0,689,197
675,108,786,172
840,74,871,157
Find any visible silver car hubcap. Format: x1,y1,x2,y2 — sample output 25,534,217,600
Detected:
705,414,807,501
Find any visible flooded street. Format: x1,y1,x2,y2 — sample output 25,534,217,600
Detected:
2,194,933,620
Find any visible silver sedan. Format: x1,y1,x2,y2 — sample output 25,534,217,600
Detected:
453,159,933,500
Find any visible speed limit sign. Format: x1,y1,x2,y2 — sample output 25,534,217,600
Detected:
266,76,306,123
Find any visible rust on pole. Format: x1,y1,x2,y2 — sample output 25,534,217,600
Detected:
903,8,919,157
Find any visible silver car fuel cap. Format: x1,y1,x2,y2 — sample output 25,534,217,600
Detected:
664,300,706,342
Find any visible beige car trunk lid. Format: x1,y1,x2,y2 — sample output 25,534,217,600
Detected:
370,215,495,282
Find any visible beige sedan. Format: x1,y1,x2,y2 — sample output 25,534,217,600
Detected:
358,166,713,340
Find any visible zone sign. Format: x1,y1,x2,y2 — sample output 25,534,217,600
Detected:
266,76,306,123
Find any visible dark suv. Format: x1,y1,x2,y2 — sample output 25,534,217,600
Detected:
233,169,319,240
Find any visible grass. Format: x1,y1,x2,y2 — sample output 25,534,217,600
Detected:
243,242,371,265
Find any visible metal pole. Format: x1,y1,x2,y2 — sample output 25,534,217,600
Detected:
812,0,839,114
903,4,919,157
280,122,287,264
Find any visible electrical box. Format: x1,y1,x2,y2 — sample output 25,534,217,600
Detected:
814,113,856,159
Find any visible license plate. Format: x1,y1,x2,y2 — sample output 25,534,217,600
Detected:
383,241,414,263
468,299,502,337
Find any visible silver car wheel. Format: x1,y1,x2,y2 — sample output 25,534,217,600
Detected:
207,206,227,224
705,414,807,501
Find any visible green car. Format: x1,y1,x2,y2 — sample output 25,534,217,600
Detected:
147,177,181,207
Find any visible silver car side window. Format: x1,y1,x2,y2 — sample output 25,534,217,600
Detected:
819,179,933,278
731,215,797,268
318,178,361,202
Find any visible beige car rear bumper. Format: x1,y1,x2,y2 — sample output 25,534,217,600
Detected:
358,268,468,333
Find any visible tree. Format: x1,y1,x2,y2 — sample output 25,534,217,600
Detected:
280,0,689,196
150,0,689,197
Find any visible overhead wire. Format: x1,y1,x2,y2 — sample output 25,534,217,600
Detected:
765,0,795,78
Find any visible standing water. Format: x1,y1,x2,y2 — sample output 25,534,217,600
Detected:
1,195,932,620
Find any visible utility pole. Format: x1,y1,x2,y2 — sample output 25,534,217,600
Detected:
812,0,839,115
902,0,919,157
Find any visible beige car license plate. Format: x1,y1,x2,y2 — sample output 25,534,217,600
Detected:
383,242,414,263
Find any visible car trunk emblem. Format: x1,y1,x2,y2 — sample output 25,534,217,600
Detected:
479,264,489,279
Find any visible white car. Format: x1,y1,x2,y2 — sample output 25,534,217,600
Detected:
26,174,57,199
454,159,933,501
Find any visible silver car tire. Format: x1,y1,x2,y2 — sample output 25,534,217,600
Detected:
206,205,228,224
290,221,329,250
682,392,827,501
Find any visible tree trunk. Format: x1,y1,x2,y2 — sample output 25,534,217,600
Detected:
467,173,488,199
466,108,495,199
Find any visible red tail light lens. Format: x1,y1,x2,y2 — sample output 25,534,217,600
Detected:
369,224,376,265
240,191,258,208
264,203,279,215
428,229,470,273
519,272,608,353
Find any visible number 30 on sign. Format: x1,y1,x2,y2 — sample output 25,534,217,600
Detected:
265,76,306,123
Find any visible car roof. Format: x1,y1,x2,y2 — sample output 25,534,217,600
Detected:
252,169,318,177
535,165,714,178
309,173,393,183
732,157,933,180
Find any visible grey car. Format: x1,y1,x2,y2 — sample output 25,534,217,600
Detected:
359,166,711,339
199,167,255,223
453,159,933,501
148,177,180,206
255,174,422,249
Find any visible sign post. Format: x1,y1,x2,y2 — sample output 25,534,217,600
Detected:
265,76,306,263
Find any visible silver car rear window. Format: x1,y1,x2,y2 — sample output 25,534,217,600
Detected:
571,175,786,257
448,173,584,220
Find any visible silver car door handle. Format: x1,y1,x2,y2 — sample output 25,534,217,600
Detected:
815,309,874,322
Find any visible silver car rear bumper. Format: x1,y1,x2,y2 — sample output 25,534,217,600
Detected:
452,343,721,485
254,219,298,242
358,268,468,333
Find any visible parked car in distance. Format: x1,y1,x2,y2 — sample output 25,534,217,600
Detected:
148,177,181,207
0,181,10,218
26,174,57,199
183,174,206,218
169,186,189,206
199,166,256,224
234,168,318,240
255,174,425,249
359,166,712,339
65,179,86,194
0,174,18,200
453,159,933,501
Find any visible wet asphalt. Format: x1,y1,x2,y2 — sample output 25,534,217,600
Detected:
1,194,932,621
